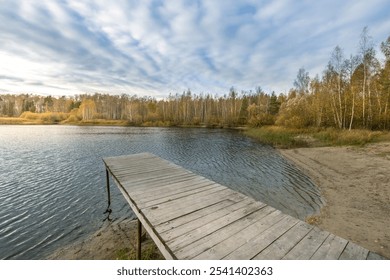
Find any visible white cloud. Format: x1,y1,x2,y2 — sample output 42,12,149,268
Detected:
0,0,389,97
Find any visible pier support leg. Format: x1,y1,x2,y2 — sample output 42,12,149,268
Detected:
137,219,142,260
105,168,111,213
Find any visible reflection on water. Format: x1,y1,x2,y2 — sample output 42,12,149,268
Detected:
0,125,323,259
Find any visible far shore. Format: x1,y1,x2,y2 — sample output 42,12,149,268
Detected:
0,116,250,130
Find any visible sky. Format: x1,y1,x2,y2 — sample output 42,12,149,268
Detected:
0,0,389,98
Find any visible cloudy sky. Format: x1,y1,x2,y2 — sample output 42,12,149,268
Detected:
0,0,389,98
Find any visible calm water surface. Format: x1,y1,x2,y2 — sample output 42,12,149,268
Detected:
0,125,323,259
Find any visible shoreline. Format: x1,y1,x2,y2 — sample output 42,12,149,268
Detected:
280,143,390,259
46,218,164,260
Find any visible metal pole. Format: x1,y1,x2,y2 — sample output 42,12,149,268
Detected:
137,219,142,260
105,168,111,212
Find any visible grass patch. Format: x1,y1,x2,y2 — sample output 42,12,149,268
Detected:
244,126,310,148
0,117,33,124
74,119,130,126
245,126,390,148
115,243,163,260
20,112,69,123
311,128,383,146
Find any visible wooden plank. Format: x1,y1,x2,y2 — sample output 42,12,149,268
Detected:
253,221,313,260
104,155,160,169
339,242,369,260
141,184,228,214
145,189,245,225
282,227,330,260
138,181,218,208
124,174,202,195
222,215,298,260
143,187,238,225
174,206,278,259
120,173,197,191
108,159,180,171
159,197,256,242
168,201,268,252
110,165,180,177
196,212,296,260
109,159,182,171
116,169,190,183
104,153,155,164
367,252,387,260
310,234,348,260
135,178,213,203
155,198,245,234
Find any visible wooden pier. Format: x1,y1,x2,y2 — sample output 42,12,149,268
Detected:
103,153,385,260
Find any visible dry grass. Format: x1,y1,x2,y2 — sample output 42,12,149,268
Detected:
76,119,130,126
0,117,35,124
115,243,163,260
305,215,321,225
17,112,69,124
245,126,390,148
312,128,384,146
0,114,130,126
244,126,309,148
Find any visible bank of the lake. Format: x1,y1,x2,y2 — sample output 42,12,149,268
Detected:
245,126,390,258
244,126,390,149
281,143,390,259
47,218,164,260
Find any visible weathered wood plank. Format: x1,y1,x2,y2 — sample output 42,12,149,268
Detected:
120,173,197,191
253,221,313,260
222,215,298,260
168,201,268,252
282,227,330,260
109,165,180,177
116,169,190,183
174,206,278,259
195,213,295,260
310,234,348,260
138,182,218,208
367,251,387,260
104,153,155,164
140,184,228,214
339,242,369,260
155,198,245,234
159,197,256,242
145,189,244,225
135,178,213,202
123,174,202,195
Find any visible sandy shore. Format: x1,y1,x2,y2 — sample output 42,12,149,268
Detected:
281,142,390,259
47,218,163,260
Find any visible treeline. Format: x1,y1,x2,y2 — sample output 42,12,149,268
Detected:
1,28,389,130
0,89,282,127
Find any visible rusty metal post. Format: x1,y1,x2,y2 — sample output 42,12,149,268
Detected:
105,168,111,212
137,219,142,260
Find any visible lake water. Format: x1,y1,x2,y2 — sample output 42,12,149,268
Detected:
0,125,323,259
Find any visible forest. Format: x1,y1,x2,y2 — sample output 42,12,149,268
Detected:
1,29,390,131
